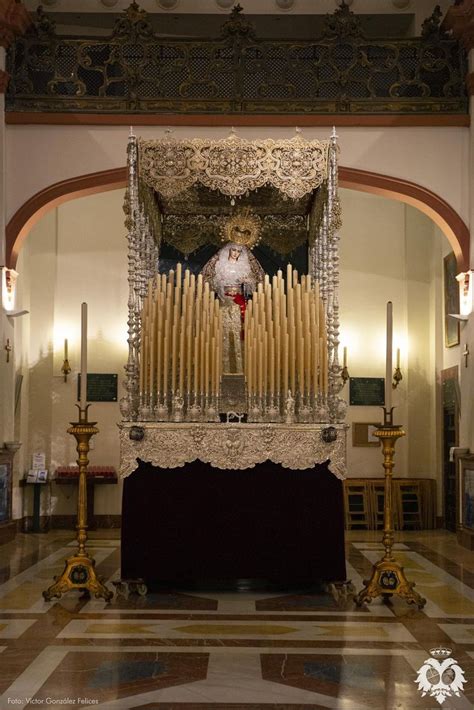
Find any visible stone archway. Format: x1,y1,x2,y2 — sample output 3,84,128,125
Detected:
6,165,470,272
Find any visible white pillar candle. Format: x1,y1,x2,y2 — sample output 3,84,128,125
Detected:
385,301,393,411
80,302,88,409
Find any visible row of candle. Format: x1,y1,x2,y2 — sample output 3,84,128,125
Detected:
139,264,222,401
244,264,328,399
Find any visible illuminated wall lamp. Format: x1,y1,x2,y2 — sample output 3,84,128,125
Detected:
1,267,18,312
392,348,403,389
61,338,71,382
454,270,474,321
341,346,350,385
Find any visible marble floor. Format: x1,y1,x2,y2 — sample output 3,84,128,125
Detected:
0,529,473,709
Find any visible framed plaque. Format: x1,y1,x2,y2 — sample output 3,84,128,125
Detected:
0,462,12,524
77,374,118,402
352,422,381,447
444,252,460,347
457,454,474,549
349,377,385,407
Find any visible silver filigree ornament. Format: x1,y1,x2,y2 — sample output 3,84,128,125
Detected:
138,134,330,201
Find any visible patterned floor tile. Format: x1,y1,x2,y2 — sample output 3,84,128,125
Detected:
1,529,474,708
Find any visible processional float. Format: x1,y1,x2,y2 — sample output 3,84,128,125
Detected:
119,128,348,477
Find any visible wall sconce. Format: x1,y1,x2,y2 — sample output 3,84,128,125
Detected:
341,346,350,385
392,348,403,389
61,338,71,382
1,267,19,312
455,270,474,319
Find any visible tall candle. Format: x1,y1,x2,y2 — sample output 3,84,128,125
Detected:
171,320,178,392
204,338,209,396
193,334,199,395
385,301,393,411
80,302,88,409
298,328,304,395
396,347,400,369
275,322,281,395
143,334,149,397
200,332,205,395
64,338,68,361
186,325,192,394
269,337,275,394
156,328,162,396
258,340,263,397
343,346,347,368
215,337,220,394
283,332,289,396
163,335,169,397
150,317,156,398
211,336,216,396
319,337,324,391
179,317,185,394
290,321,296,393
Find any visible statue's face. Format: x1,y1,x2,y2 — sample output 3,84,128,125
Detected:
229,246,242,261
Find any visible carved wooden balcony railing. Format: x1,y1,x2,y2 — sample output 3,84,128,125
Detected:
5,3,468,116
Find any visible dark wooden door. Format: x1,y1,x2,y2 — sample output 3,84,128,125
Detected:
442,367,459,532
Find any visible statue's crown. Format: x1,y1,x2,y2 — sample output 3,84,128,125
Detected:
220,208,261,249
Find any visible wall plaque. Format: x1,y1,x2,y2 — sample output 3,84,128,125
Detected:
77,374,118,402
349,377,385,407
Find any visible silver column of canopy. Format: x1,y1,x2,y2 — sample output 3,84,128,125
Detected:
327,129,346,423
122,130,161,422
121,130,140,422
308,129,344,423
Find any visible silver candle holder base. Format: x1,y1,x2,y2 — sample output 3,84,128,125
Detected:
139,400,152,421
266,397,280,423
171,393,185,422
298,399,312,423
248,395,263,423
284,390,296,424
187,397,202,422
204,395,220,423
154,397,169,421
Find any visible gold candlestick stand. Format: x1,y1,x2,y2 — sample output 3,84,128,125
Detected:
43,407,113,602
354,409,426,609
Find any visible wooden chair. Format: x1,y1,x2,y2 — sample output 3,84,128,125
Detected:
370,482,386,530
396,481,423,530
344,482,370,529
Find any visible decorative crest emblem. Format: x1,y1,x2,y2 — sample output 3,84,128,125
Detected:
415,647,466,705
220,208,262,250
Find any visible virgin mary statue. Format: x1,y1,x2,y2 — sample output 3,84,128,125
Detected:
201,209,264,375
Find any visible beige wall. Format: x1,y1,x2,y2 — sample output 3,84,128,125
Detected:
15,190,128,520
5,126,469,226
339,190,447,491
21,0,452,26
12,185,453,519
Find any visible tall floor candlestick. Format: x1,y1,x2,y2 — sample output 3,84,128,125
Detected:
354,418,425,610
80,302,88,410
43,304,112,603
385,301,393,413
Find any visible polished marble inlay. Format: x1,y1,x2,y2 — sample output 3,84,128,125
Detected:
0,529,473,708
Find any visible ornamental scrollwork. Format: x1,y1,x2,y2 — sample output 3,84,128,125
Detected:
138,134,330,201
7,4,466,116
118,423,348,479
